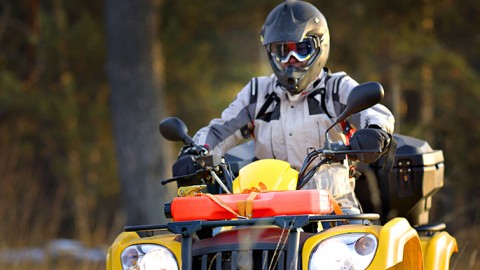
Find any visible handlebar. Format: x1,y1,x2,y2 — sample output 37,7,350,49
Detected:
296,144,381,190
159,117,382,194
161,153,234,194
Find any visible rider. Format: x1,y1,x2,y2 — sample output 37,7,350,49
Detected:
173,0,394,216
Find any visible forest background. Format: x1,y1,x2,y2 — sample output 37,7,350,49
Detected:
1,0,479,269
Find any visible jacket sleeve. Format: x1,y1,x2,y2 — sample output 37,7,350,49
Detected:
192,80,257,155
335,75,395,134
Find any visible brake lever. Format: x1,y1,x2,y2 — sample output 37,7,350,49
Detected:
161,154,227,187
322,143,381,162
160,170,209,185
322,143,351,161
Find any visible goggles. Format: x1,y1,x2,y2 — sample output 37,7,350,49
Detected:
268,36,319,64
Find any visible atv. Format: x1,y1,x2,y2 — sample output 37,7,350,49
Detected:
106,82,457,269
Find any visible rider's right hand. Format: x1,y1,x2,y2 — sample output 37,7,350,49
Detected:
171,145,208,177
172,154,197,177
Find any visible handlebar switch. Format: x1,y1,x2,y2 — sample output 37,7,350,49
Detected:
194,155,223,168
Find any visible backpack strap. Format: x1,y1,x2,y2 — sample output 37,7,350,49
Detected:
329,74,348,116
240,78,259,139
256,92,280,122
320,68,333,117
318,68,354,141
247,77,280,122
249,77,258,104
308,68,347,118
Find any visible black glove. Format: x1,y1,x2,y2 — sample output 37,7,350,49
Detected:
171,145,208,177
172,154,197,177
349,127,391,163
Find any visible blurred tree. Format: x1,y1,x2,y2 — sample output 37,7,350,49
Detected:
0,0,121,245
104,0,176,226
160,0,277,132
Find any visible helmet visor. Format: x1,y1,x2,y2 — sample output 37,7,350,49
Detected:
268,36,318,64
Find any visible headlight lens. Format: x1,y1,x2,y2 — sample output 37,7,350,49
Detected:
121,244,178,270
309,233,377,270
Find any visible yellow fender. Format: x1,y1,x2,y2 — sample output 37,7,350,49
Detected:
369,217,423,269
106,232,182,270
232,159,298,192
302,224,382,269
302,219,422,269
106,232,139,270
421,232,458,270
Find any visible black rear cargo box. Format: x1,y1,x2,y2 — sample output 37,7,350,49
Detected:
357,134,444,226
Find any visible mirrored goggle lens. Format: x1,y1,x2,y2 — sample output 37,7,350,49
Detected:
270,38,316,63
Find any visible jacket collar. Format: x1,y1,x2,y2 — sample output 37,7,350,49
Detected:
277,69,327,101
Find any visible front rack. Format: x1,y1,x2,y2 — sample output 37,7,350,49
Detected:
124,214,380,270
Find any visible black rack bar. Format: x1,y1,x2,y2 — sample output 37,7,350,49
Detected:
123,214,380,270
124,213,380,233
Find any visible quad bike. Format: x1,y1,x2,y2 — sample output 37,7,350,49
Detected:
106,82,457,269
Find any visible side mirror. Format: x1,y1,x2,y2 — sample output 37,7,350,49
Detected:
335,82,384,124
159,117,194,145
324,82,384,148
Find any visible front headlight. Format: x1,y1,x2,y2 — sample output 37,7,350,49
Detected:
121,244,179,270
309,233,377,270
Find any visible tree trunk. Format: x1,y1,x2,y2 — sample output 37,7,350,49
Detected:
421,0,434,141
104,0,175,225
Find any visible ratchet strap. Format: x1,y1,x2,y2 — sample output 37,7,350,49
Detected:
240,182,268,194
198,182,269,219
178,184,248,219
201,193,248,219
198,192,260,220
236,192,259,219
328,193,345,227
181,182,342,220
177,185,206,197
236,182,267,218
328,194,344,215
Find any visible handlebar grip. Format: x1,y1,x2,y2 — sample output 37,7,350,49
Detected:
160,174,196,185
161,177,178,185
160,171,207,185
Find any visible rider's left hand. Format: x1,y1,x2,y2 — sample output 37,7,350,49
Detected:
349,127,390,163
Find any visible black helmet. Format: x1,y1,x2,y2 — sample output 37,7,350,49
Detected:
261,0,330,95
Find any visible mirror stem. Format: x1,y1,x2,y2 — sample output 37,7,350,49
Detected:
324,133,331,149
324,122,337,150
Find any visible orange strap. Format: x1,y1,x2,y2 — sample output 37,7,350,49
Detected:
240,182,267,194
328,194,344,215
200,193,246,219
236,192,259,218
237,182,267,218
196,182,268,220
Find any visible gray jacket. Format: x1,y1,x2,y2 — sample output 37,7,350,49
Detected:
193,69,394,209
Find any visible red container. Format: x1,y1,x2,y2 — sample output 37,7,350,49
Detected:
170,189,333,221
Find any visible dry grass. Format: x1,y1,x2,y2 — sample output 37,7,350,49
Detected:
1,259,105,270
450,226,480,269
